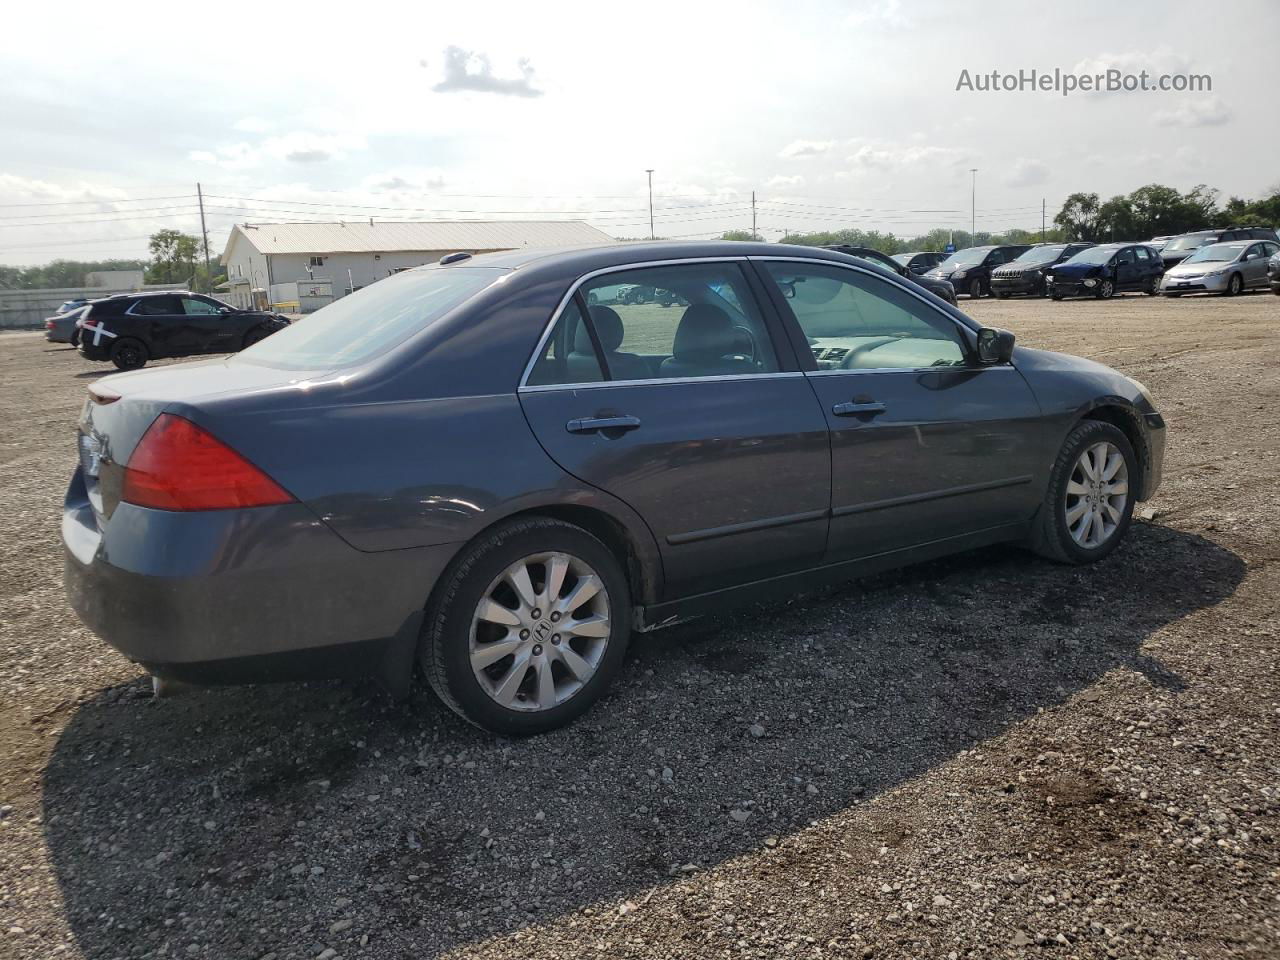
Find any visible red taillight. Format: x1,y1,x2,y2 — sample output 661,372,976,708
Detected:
122,414,294,511
46,320,55,329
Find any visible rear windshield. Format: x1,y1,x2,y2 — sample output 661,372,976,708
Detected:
235,267,504,370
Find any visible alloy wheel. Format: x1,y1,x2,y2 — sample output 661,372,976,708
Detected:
1227,274,1243,296
468,551,611,713
1098,279,1115,299
1064,441,1129,549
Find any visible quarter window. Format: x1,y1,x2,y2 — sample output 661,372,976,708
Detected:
763,262,967,371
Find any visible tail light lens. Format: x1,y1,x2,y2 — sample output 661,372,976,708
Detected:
122,414,294,511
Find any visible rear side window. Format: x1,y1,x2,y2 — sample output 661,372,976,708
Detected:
236,267,503,370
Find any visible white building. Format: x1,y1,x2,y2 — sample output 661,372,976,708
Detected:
219,220,613,309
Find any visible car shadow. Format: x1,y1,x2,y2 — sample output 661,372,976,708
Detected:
42,523,1243,958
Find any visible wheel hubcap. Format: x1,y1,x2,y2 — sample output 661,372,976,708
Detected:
1064,441,1129,548
469,551,611,713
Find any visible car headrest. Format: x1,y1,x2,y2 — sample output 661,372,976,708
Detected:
575,305,625,353
673,303,736,360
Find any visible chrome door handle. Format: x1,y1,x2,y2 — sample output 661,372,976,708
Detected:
832,401,887,417
566,415,642,434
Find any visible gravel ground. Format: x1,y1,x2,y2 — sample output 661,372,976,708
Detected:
1,291,1278,959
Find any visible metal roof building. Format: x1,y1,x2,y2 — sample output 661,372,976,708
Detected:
218,220,614,308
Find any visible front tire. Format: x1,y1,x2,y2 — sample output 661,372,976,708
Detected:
1030,420,1136,564
1095,278,1115,299
420,518,631,735
109,338,148,370
1225,273,1243,296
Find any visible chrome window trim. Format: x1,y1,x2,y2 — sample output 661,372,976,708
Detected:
520,371,807,394
517,256,765,390
805,365,1016,378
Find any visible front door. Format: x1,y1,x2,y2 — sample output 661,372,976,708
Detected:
1113,247,1142,291
125,295,199,358
753,258,1046,563
179,295,241,353
519,260,831,598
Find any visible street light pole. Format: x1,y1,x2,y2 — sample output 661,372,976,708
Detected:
969,168,977,243
645,169,655,240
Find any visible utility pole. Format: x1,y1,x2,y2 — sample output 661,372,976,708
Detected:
1041,198,1046,242
197,182,211,293
751,191,757,240
645,169,655,240
969,169,977,243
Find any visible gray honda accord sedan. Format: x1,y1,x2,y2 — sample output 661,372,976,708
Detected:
64,242,1166,734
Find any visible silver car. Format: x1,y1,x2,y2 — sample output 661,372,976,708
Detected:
44,303,90,344
1160,239,1280,297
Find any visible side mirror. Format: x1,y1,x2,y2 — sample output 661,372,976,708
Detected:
977,327,1015,365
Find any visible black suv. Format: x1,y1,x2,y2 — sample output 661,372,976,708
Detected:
1160,226,1279,270
923,244,1032,299
989,242,1096,298
78,292,290,370
823,245,957,304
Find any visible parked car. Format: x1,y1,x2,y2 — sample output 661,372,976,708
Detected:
1159,226,1279,271
1159,239,1280,296
823,244,957,304
1045,243,1164,300
989,242,1096,298
923,244,1032,299
1269,250,1280,296
1149,236,1173,251
76,291,291,370
44,303,91,344
64,242,1166,734
891,251,949,275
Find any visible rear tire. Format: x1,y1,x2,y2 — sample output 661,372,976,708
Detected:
967,278,983,299
1029,420,1137,565
420,518,631,735
109,338,148,370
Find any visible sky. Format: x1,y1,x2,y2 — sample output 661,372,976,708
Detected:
1,0,1277,266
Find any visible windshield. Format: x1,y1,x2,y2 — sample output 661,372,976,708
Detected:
940,248,990,268
1184,243,1246,264
891,254,912,266
1012,245,1066,264
236,267,504,370
1166,234,1214,252
1064,246,1118,266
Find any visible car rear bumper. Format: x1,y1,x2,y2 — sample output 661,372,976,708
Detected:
62,467,458,683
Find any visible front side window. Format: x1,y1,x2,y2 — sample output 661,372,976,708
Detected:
531,263,779,385
182,297,222,315
763,261,967,371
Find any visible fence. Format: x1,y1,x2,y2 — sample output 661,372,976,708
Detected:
0,284,186,330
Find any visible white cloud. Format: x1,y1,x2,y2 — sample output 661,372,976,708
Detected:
779,140,834,159
765,174,805,188
188,142,260,170
844,0,916,30
1069,47,1194,97
362,169,448,193
845,140,975,170
1154,97,1231,128
1003,158,1050,188
262,131,366,163
431,46,542,97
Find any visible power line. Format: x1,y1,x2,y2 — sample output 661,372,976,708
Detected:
0,194,195,209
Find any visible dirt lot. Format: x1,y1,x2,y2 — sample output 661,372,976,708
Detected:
1,291,1278,960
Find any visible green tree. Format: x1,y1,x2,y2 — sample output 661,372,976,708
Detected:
1054,193,1103,241
720,230,762,241
145,229,200,285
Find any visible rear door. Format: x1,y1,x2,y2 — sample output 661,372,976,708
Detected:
518,259,832,599
753,257,1046,563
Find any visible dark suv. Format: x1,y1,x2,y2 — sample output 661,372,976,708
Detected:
1160,226,1279,270
923,245,1032,299
990,242,1096,298
77,292,290,370
892,251,949,275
